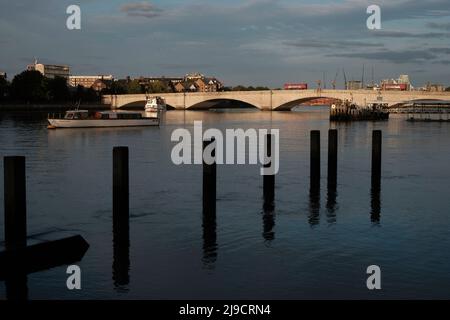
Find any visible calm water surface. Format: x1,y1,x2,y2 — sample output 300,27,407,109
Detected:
1,107,450,299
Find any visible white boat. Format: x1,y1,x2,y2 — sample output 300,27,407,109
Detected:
48,110,159,128
145,96,166,113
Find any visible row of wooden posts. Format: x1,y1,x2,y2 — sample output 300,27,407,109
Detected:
203,129,382,212
1,129,382,282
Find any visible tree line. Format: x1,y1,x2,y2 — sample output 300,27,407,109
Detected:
0,70,99,104
0,70,276,104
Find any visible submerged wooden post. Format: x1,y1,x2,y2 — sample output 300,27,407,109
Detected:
327,129,338,188
203,139,216,215
113,147,129,225
4,156,27,251
310,130,321,190
371,130,382,186
263,134,275,203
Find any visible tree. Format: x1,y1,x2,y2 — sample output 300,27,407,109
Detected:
126,79,143,94
446,87,450,92
10,70,46,102
232,85,270,91
45,76,70,102
147,80,171,93
0,77,8,102
72,85,99,103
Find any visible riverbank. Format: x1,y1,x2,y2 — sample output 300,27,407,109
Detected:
0,104,111,112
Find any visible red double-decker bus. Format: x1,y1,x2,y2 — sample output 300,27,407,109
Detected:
284,83,308,90
382,83,408,91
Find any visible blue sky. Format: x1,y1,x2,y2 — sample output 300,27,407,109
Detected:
0,0,449,88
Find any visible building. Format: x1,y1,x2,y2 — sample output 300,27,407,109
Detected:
194,78,223,92
346,80,363,90
174,82,187,92
138,77,183,85
91,79,114,92
69,75,114,88
184,72,204,81
398,75,411,85
173,75,223,93
27,60,70,79
426,83,445,92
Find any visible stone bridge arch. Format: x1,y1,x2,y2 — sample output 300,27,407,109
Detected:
187,98,261,110
118,100,176,110
388,98,449,109
182,91,268,110
273,96,343,111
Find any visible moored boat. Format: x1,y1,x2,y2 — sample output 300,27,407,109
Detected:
48,110,159,128
330,100,389,121
145,96,166,113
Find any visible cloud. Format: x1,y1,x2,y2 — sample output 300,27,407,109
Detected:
430,48,450,55
371,30,449,39
1,0,450,86
120,2,162,19
329,49,437,64
283,39,384,49
427,22,450,30
432,60,450,65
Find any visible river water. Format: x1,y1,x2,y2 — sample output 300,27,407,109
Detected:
1,107,450,299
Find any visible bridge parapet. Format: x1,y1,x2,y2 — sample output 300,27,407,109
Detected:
102,90,450,110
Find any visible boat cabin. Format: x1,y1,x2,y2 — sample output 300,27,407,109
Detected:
64,110,89,120
63,110,144,120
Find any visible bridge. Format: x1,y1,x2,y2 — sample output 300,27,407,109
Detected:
102,89,450,111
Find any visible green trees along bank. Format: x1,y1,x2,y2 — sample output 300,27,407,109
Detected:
0,70,99,104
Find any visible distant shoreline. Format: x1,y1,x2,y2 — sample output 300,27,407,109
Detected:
0,104,111,112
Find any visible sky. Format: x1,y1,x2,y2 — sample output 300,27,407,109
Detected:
0,0,449,88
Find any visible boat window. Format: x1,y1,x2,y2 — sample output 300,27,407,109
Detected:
65,113,74,119
117,113,141,119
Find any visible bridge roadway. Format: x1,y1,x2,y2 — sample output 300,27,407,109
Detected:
102,89,450,110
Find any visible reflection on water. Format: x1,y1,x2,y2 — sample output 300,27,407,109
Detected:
202,208,217,269
308,185,321,227
112,217,130,291
371,181,381,225
262,201,275,242
2,109,450,299
326,185,337,225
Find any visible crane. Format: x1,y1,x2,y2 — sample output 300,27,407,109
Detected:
343,68,348,90
331,70,339,90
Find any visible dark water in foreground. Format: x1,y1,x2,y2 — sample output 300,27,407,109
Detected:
1,107,450,299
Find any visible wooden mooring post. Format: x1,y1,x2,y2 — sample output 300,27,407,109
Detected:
1,156,90,287
263,134,275,203
4,156,27,251
203,139,216,215
371,130,382,187
327,129,338,188
112,147,130,287
113,147,129,224
310,130,321,190
202,139,217,266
